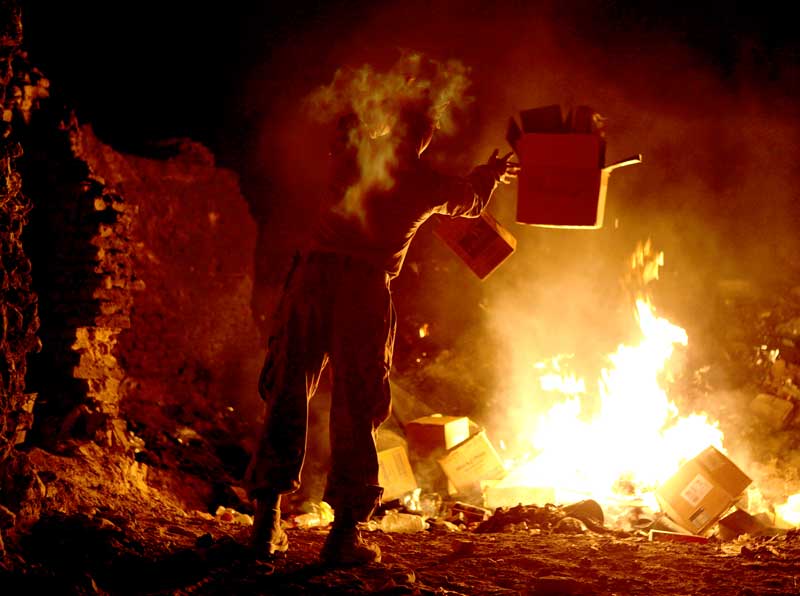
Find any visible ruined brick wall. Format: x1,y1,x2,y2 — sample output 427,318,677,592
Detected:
19,109,141,451
72,130,262,470
0,1,43,463
0,1,260,520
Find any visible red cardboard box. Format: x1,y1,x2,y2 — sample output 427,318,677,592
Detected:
655,446,752,535
508,104,640,229
517,133,610,228
433,211,516,279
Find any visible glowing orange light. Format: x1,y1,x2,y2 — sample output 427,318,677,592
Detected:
497,243,724,517
776,494,800,527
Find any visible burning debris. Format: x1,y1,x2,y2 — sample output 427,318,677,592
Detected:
364,239,800,548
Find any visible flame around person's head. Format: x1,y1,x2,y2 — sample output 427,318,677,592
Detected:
305,51,472,220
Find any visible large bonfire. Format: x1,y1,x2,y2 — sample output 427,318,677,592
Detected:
493,241,734,525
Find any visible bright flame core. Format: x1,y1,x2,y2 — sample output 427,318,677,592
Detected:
776,494,800,527
500,245,724,512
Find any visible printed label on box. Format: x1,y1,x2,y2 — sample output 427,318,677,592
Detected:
378,446,417,501
689,507,711,530
680,474,714,508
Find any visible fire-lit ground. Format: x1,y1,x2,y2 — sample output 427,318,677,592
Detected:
5,493,800,595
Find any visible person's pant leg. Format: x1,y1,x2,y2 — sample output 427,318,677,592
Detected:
246,263,330,498
324,266,396,520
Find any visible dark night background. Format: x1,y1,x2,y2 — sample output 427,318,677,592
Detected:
18,1,799,171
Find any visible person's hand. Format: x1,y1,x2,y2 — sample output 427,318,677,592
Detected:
487,149,521,184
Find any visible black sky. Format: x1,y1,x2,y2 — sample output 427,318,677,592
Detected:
18,1,799,171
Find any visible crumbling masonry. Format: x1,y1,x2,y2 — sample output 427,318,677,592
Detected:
1,1,142,533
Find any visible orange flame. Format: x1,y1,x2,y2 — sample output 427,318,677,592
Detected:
497,243,724,514
775,494,800,527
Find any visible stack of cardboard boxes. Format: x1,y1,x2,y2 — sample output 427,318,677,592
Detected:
377,414,506,503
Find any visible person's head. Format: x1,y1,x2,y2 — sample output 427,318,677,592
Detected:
395,99,437,158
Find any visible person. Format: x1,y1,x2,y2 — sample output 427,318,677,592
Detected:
246,97,519,565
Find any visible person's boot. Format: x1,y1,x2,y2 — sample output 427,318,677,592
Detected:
320,524,381,566
251,493,289,556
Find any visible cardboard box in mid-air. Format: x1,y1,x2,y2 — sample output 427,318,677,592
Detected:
433,211,516,280
508,104,641,229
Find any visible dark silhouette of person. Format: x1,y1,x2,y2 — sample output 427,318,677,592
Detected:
247,96,518,565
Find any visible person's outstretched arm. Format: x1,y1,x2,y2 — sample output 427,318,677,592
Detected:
434,149,520,217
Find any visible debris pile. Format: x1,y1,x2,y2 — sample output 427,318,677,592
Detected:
0,0,43,465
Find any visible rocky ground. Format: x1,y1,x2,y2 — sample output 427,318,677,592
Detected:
2,495,800,596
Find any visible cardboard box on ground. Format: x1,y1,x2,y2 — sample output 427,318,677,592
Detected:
656,446,752,535
437,429,506,497
377,413,507,503
379,409,755,534
377,445,418,502
406,414,471,496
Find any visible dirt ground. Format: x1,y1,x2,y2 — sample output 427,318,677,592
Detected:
4,515,800,596
3,483,800,596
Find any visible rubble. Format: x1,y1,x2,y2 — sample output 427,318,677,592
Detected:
648,529,709,544
0,4,42,466
749,392,795,430
14,94,141,454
